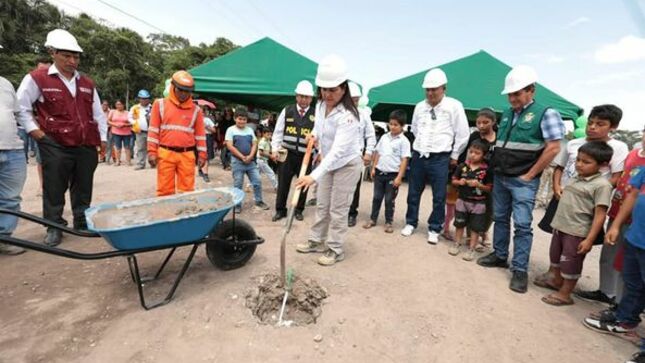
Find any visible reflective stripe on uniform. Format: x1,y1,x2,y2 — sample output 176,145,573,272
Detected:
148,126,159,133
161,124,195,133
189,107,199,128
195,136,206,141
148,136,160,144
158,98,165,119
495,140,544,151
197,147,207,152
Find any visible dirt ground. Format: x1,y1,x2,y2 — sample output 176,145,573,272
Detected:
0,158,640,363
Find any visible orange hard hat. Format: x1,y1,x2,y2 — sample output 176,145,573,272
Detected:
171,70,194,92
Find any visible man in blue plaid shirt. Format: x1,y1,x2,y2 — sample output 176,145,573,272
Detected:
477,65,565,293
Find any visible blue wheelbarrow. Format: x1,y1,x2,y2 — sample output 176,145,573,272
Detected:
0,188,264,310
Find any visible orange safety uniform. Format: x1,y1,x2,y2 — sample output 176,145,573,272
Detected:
147,91,206,196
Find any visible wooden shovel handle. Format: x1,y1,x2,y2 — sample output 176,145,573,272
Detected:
290,137,315,207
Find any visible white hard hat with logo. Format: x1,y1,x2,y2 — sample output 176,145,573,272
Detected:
315,54,348,88
294,80,314,96
422,68,447,88
45,29,83,53
348,82,362,97
501,65,538,95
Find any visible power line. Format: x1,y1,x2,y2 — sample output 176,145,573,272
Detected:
95,0,170,34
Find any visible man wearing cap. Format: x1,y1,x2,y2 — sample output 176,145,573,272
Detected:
147,70,206,196
129,89,152,170
401,68,470,244
0,44,28,255
271,80,316,222
347,81,376,227
477,65,564,293
16,29,107,247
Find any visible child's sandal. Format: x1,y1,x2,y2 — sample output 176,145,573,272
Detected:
363,220,376,229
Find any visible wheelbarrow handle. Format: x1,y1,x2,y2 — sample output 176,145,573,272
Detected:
0,208,100,238
0,234,126,260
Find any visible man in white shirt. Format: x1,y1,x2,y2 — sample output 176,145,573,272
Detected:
347,82,376,227
401,68,470,244
16,29,107,247
0,45,28,255
129,89,152,170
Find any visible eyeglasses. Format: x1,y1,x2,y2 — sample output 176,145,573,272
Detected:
430,108,436,120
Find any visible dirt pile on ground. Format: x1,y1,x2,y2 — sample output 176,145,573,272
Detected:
245,273,328,325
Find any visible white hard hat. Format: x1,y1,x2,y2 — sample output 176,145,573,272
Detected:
348,82,362,97
315,54,348,88
422,68,447,88
45,29,83,53
294,80,314,97
501,65,538,95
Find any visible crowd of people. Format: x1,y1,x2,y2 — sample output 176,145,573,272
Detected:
0,28,644,363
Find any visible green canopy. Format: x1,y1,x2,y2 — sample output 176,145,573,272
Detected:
369,50,583,122
190,37,317,111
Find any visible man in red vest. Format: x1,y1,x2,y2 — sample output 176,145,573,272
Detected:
17,29,108,246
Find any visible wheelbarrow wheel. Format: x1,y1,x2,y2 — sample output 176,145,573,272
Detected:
206,219,257,270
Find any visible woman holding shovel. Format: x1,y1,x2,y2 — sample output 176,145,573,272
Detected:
295,54,362,266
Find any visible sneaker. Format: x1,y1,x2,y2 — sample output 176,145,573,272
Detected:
317,249,345,266
574,289,616,305
626,351,645,363
202,175,211,183
296,240,326,253
401,224,415,237
254,201,270,210
0,243,26,255
476,252,509,268
134,165,145,170
427,231,439,244
462,249,477,261
448,243,461,256
583,315,636,335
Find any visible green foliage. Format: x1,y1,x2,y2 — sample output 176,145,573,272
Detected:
612,129,643,150
0,0,237,106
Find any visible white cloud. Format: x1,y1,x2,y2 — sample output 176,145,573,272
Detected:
523,53,566,64
594,35,645,63
583,70,645,86
546,55,565,64
564,16,590,29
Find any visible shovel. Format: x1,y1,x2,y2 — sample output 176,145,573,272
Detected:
279,137,315,287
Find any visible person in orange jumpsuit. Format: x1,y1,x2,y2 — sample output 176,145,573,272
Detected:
147,71,206,196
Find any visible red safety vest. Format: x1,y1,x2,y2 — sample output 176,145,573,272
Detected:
30,68,101,147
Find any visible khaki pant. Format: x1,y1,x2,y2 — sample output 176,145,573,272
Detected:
309,157,362,254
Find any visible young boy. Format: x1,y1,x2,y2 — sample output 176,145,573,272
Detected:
363,110,411,233
448,140,493,261
583,166,645,363
540,141,613,306
536,104,629,303
225,107,270,212
256,126,278,190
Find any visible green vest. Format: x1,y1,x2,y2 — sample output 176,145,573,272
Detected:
493,101,549,176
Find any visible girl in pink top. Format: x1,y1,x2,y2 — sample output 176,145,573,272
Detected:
108,100,132,166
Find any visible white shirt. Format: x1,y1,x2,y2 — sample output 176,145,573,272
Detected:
310,102,362,181
411,96,470,160
204,117,215,134
16,64,108,141
0,77,24,150
555,137,629,186
375,132,412,173
358,107,376,155
128,103,152,132
271,104,311,152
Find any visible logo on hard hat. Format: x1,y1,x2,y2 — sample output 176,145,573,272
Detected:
523,112,535,122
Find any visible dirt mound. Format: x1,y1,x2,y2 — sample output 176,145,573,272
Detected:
246,273,328,325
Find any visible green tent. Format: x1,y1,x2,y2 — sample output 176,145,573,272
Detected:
189,37,317,111
369,50,583,122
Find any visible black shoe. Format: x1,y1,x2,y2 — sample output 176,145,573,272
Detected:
202,175,211,183
272,211,287,222
73,221,88,232
510,271,529,293
198,170,205,177
476,252,509,268
627,351,645,363
294,210,304,221
574,289,615,305
44,229,62,247
348,216,357,227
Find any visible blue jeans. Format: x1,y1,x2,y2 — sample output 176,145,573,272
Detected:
0,150,27,237
370,171,399,224
492,174,540,272
405,151,450,232
231,158,263,203
615,241,645,326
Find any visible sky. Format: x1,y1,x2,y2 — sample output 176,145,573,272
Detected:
47,0,645,130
